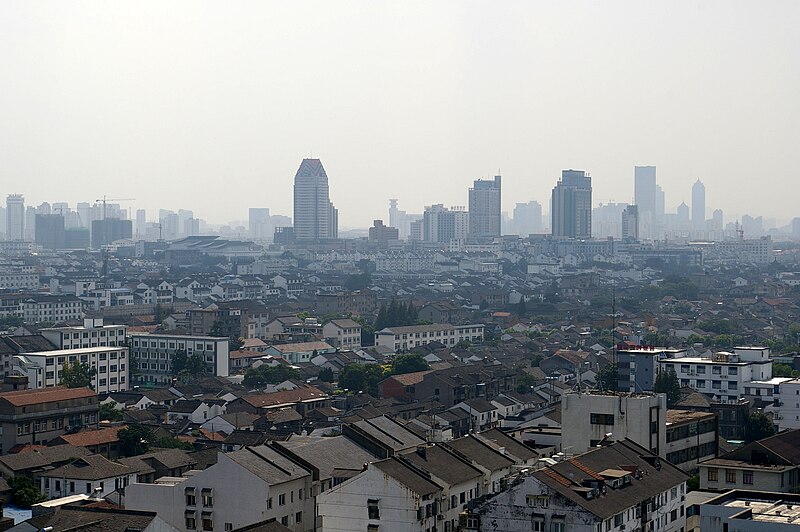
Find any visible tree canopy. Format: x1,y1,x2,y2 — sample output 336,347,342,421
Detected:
654,367,681,406
8,476,45,508
119,425,158,457
391,354,430,375
243,365,300,387
171,351,206,379
59,361,97,389
745,411,776,443
338,364,386,396
595,363,618,392
374,300,419,331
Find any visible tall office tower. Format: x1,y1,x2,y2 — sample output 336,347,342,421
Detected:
6,194,25,240
676,202,690,225
135,209,146,238
621,205,639,242
0,206,6,237
25,206,37,241
177,209,193,236
37,202,52,215
551,169,592,239
634,166,664,240
422,204,469,243
468,175,501,238
76,202,91,228
512,201,543,236
248,208,272,240
35,214,66,250
389,199,399,229
293,158,337,240
692,179,706,232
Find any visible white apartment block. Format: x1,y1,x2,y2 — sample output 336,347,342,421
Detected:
128,333,229,386
375,323,484,352
659,347,772,403
6,346,128,393
773,378,800,431
126,445,313,532
41,318,127,349
22,295,84,324
0,272,39,290
322,319,362,350
561,391,667,457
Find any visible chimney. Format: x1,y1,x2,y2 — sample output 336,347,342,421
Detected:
416,446,427,460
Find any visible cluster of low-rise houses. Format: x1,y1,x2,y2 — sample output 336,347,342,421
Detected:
2,235,800,530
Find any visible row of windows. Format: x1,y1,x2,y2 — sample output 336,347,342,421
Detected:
678,364,739,376
707,468,751,484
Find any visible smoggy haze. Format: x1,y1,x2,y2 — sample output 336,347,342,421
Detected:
1,1,798,228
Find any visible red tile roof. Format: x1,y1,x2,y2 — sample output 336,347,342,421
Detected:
0,386,95,407
55,425,126,447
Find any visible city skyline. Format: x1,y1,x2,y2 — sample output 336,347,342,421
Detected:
2,2,799,227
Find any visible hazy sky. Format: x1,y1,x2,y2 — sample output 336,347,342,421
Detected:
1,1,799,228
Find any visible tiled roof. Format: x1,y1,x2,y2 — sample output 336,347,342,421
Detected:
55,425,126,447
0,386,95,407
39,454,132,480
0,445,93,473
268,341,333,353
241,386,327,409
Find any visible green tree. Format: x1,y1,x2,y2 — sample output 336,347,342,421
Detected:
8,476,45,509
773,363,800,378
243,365,301,387
318,367,335,382
391,354,430,375
687,474,700,491
338,364,385,395
454,340,471,350
745,411,776,443
516,299,527,316
99,402,124,422
59,361,97,389
654,367,681,406
516,372,537,394
595,363,618,392
119,425,157,457
171,350,188,376
0,315,23,328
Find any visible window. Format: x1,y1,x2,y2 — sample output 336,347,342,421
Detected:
680,364,689,373
280,516,288,526
726,470,736,483
368,499,380,520
743,471,753,485
533,518,545,532
279,493,286,506
590,413,615,425
225,525,233,532
697,365,706,374
202,514,213,531
671,509,678,522
267,497,272,509
186,515,197,530
186,494,197,506
707,468,718,482
202,489,213,507
552,521,565,532
729,367,738,375
368,526,379,532
295,512,302,524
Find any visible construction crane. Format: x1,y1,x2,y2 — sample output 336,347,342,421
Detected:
95,196,135,220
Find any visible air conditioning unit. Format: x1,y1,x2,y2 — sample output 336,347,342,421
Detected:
437,515,444,521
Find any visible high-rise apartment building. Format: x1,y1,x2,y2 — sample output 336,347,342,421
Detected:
468,175,501,238
551,169,592,239
249,208,271,240
5,194,24,240
512,201,543,236
692,179,706,231
35,214,66,250
293,158,338,240
135,209,146,239
621,205,639,242
423,204,469,244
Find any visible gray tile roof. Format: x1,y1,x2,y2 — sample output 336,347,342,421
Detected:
373,457,442,497
226,445,310,484
276,435,376,482
0,445,93,474
401,445,483,486
39,454,133,480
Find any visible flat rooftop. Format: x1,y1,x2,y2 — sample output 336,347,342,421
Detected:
666,409,715,425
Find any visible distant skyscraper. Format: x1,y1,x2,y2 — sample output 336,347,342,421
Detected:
468,175,501,238
91,218,133,248
513,201,542,236
293,158,337,240
76,202,91,228
692,179,706,231
35,214,66,250
6,194,24,240
388,199,399,229
676,202,690,224
621,205,639,242
249,208,272,240
551,169,592,239
136,209,146,239
634,166,664,240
